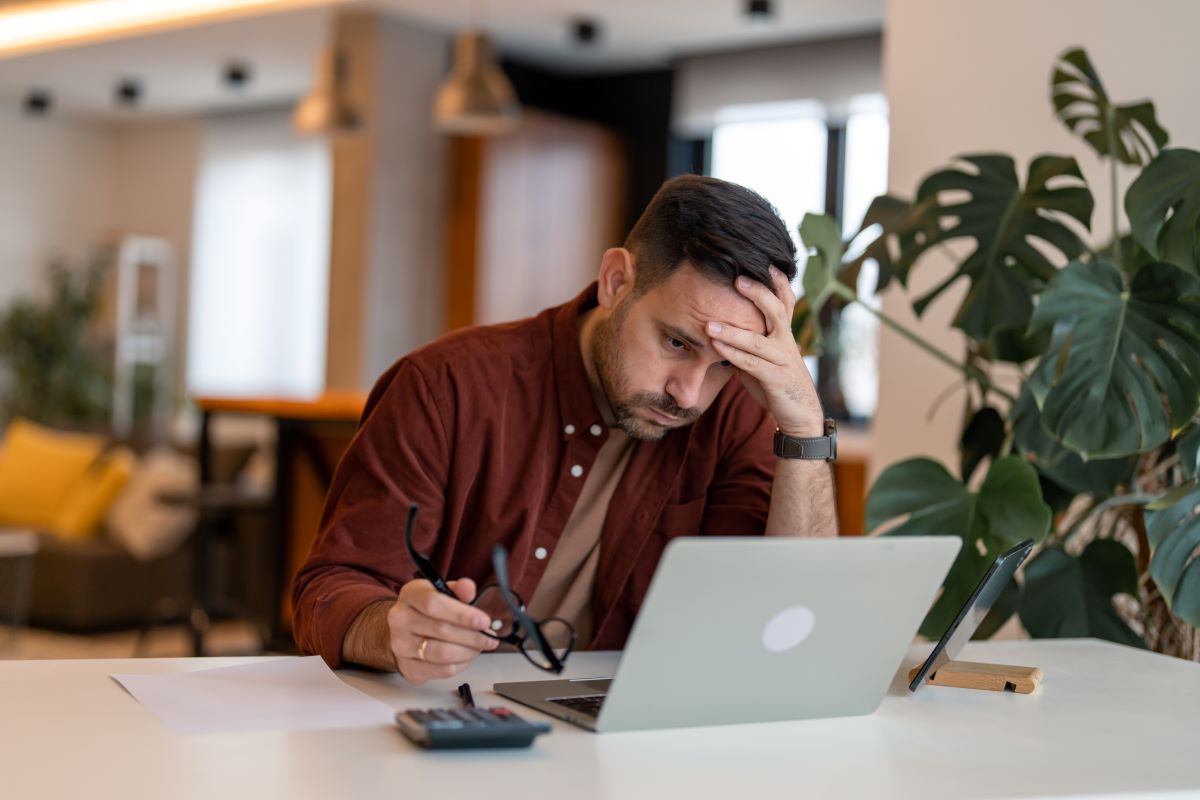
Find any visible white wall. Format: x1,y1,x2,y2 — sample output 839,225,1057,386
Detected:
874,0,1200,483
0,110,114,306
109,118,200,399
361,14,448,385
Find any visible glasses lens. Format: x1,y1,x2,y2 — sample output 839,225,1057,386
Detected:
520,618,574,669
473,585,520,638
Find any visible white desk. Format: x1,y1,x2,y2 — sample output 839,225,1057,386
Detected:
2,640,1198,800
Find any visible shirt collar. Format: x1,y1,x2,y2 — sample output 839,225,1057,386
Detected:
551,282,608,440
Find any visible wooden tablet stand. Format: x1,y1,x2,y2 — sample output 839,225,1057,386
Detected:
909,660,1043,694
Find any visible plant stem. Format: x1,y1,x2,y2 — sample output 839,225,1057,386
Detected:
1106,105,1120,264
830,282,1017,404
1061,492,1158,543
1128,504,1152,577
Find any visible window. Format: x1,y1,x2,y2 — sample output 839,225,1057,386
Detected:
710,100,828,254
839,95,889,419
186,110,331,399
710,95,889,420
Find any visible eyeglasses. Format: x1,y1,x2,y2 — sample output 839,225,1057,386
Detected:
403,504,575,673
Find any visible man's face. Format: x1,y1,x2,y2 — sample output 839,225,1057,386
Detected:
592,262,768,441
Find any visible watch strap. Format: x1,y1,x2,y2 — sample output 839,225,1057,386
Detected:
773,419,837,461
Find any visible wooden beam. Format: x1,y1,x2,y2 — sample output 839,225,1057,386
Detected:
444,135,484,331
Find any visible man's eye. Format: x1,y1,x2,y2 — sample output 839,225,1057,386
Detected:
666,336,687,351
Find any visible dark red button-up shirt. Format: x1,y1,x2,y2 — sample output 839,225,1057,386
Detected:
292,284,776,667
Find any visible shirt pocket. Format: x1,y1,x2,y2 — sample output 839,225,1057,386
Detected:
653,496,708,538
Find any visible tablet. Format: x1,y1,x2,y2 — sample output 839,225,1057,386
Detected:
908,538,1035,691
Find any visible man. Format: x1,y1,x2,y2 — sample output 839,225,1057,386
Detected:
293,175,838,682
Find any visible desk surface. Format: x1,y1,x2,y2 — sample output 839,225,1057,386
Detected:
193,391,368,421
3,640,1197,800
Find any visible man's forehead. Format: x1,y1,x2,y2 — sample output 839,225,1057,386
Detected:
649,266,769,336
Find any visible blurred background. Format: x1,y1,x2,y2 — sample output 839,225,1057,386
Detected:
0,0,1196,659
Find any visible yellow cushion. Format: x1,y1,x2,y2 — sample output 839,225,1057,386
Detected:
0,418,105,531
50,446,136,539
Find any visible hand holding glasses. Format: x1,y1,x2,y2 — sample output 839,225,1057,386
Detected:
404,504,576,674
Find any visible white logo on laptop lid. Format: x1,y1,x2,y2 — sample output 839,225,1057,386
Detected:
762,606,815,652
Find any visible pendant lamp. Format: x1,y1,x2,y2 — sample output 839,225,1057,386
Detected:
293,47,358,135
432,31,519,136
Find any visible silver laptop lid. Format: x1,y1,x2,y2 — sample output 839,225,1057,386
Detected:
595,536,960,732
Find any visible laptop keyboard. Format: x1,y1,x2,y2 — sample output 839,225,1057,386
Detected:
548,694,606,717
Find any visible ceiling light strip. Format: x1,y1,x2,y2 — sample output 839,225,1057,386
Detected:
0,0,343,59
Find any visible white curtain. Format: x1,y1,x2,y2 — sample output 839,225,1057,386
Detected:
186,109,330,399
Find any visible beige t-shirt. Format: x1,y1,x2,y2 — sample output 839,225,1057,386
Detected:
524,427,635,649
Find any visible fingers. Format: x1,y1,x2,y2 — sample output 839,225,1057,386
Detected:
448,577,477,604
406,610,499,653
388,579,499,686
734,267,795,335
766,265,796,312
706,320,782,367
405,632,488,665
405,581,490,631
711,336,770,374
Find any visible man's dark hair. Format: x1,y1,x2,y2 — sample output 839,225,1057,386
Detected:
624,175,797,294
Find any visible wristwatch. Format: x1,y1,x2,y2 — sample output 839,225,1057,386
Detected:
773,418,837,461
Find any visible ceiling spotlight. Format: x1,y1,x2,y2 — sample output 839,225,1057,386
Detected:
115,78,142,107
223,61,252,90
745,0,773,19
572,18,600,45
23,89,52,116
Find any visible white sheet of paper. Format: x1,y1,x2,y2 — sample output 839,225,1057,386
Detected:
112,656,396,735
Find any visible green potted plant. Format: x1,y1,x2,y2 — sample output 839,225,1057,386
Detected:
797,47,1200,658
0,255,113,430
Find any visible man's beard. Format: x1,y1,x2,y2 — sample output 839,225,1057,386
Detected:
591,302,700,442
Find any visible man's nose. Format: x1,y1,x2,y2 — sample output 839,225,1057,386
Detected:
666,364,706,411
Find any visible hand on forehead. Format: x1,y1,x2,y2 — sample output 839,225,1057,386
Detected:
671,266,773,337
689,290,767,337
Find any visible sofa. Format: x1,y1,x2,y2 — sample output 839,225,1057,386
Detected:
0,418,274,634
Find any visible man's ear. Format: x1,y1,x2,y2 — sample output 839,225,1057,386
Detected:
597,248,636,311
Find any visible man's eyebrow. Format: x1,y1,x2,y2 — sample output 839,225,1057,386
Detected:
659,321,708,351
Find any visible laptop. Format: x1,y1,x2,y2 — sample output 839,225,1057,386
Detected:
494,536,960,733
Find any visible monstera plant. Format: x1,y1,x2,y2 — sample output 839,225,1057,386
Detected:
797,48,1200,659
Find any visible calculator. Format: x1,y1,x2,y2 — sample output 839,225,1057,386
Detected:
395,683,551,750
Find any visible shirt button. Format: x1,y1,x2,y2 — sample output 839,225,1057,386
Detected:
589,424,603,436
534,546,548,560
570,464,584,478
564,424,576,435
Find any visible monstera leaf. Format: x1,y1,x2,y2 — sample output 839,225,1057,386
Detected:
866,456,1051,639
842,195,911,295
1052,47,1168,166
800,214,843,317
1126,148,1200,276
1019,540,1145,647
1145,481,1200,627
960,406,1006,484
1010,386,1135,498
897,155,1093,355
1179,426,1200,481
793,213,846,352
1027,259,1200,459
